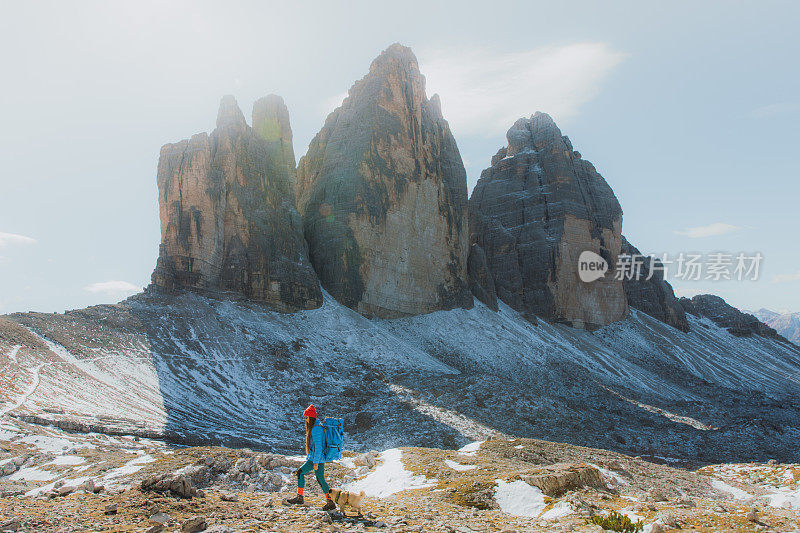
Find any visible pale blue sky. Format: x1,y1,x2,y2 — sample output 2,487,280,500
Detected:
1,0,798,315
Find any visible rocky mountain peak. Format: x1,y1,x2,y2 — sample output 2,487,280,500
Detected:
680,294,791,343
754,308,800,346
296,44,472,318
504,112,577,159
428,93,443,119
368,42,419,74
252,94,297,192
333,42,427,122
215,95,247,130
151,95,321,310
469,114,627,329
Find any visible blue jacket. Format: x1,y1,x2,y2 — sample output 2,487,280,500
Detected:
307,421,326,463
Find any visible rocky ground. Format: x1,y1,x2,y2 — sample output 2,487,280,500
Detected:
1,417,798,533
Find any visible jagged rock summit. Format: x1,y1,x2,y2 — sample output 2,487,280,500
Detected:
151,95,322,311
296,43,472,318
469,113,628,329
681,294,790,342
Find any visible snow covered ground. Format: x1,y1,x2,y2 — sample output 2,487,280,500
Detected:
1,290,798,462
494,479,546,517
344,448,436,497
444,459,476,471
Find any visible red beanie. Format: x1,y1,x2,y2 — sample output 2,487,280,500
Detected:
303,404,317,418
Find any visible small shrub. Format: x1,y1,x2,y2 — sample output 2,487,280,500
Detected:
589,510,643,533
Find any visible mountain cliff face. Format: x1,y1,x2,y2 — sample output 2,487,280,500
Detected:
680,295,788,342
469,113,628,329
621,237,689,332
151,95,321,311
296,44,472,318
754,309,800,346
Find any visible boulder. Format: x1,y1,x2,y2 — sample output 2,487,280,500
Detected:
141,472,202,499
181,516,207,533
210,455,231,473
658,512,680,529
149,512,170,525
0,517,20,532
520,463,606,496
296,43,473,318
469,113,628,329
182,464,212,486
80,478,95,494
219,491,239,502
352,451,378,468
620,236,689,331
646,488,669,502
151,95,322,311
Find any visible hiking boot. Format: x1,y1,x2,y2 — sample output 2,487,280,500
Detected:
322,499,336,511
283,494,304,505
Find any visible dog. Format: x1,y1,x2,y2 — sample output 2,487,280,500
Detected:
328,488,366,516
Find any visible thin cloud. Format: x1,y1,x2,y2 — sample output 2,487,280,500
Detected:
750,102,800,119
84,280,141,296
773,271,800,284
674,223,740,239
419,43,626,136
0,232,37,247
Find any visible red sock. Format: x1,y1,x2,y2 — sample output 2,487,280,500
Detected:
325,492,331,500
297,487,304,496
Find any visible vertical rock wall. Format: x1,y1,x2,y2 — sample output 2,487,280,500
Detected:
469,113,628,328
151,95,321,311
296,44,472,318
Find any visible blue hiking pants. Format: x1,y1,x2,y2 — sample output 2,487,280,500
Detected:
296,460,330,493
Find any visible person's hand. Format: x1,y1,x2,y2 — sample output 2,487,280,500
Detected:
313,463,318,471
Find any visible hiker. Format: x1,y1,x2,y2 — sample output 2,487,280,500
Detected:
284,404,337,511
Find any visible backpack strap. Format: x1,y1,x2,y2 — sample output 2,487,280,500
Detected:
322,420,328,459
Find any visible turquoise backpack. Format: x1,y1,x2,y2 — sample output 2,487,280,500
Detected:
321,417,344,462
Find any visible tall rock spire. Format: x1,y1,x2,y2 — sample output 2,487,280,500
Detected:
252,94,297,192
296,43,472,318
151,95,322,310
469,113,628,329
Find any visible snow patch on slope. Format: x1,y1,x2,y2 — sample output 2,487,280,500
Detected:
344,448,436,497
457,441,483,457
444,459,476,471
494,479,546,517
711,479,752,500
